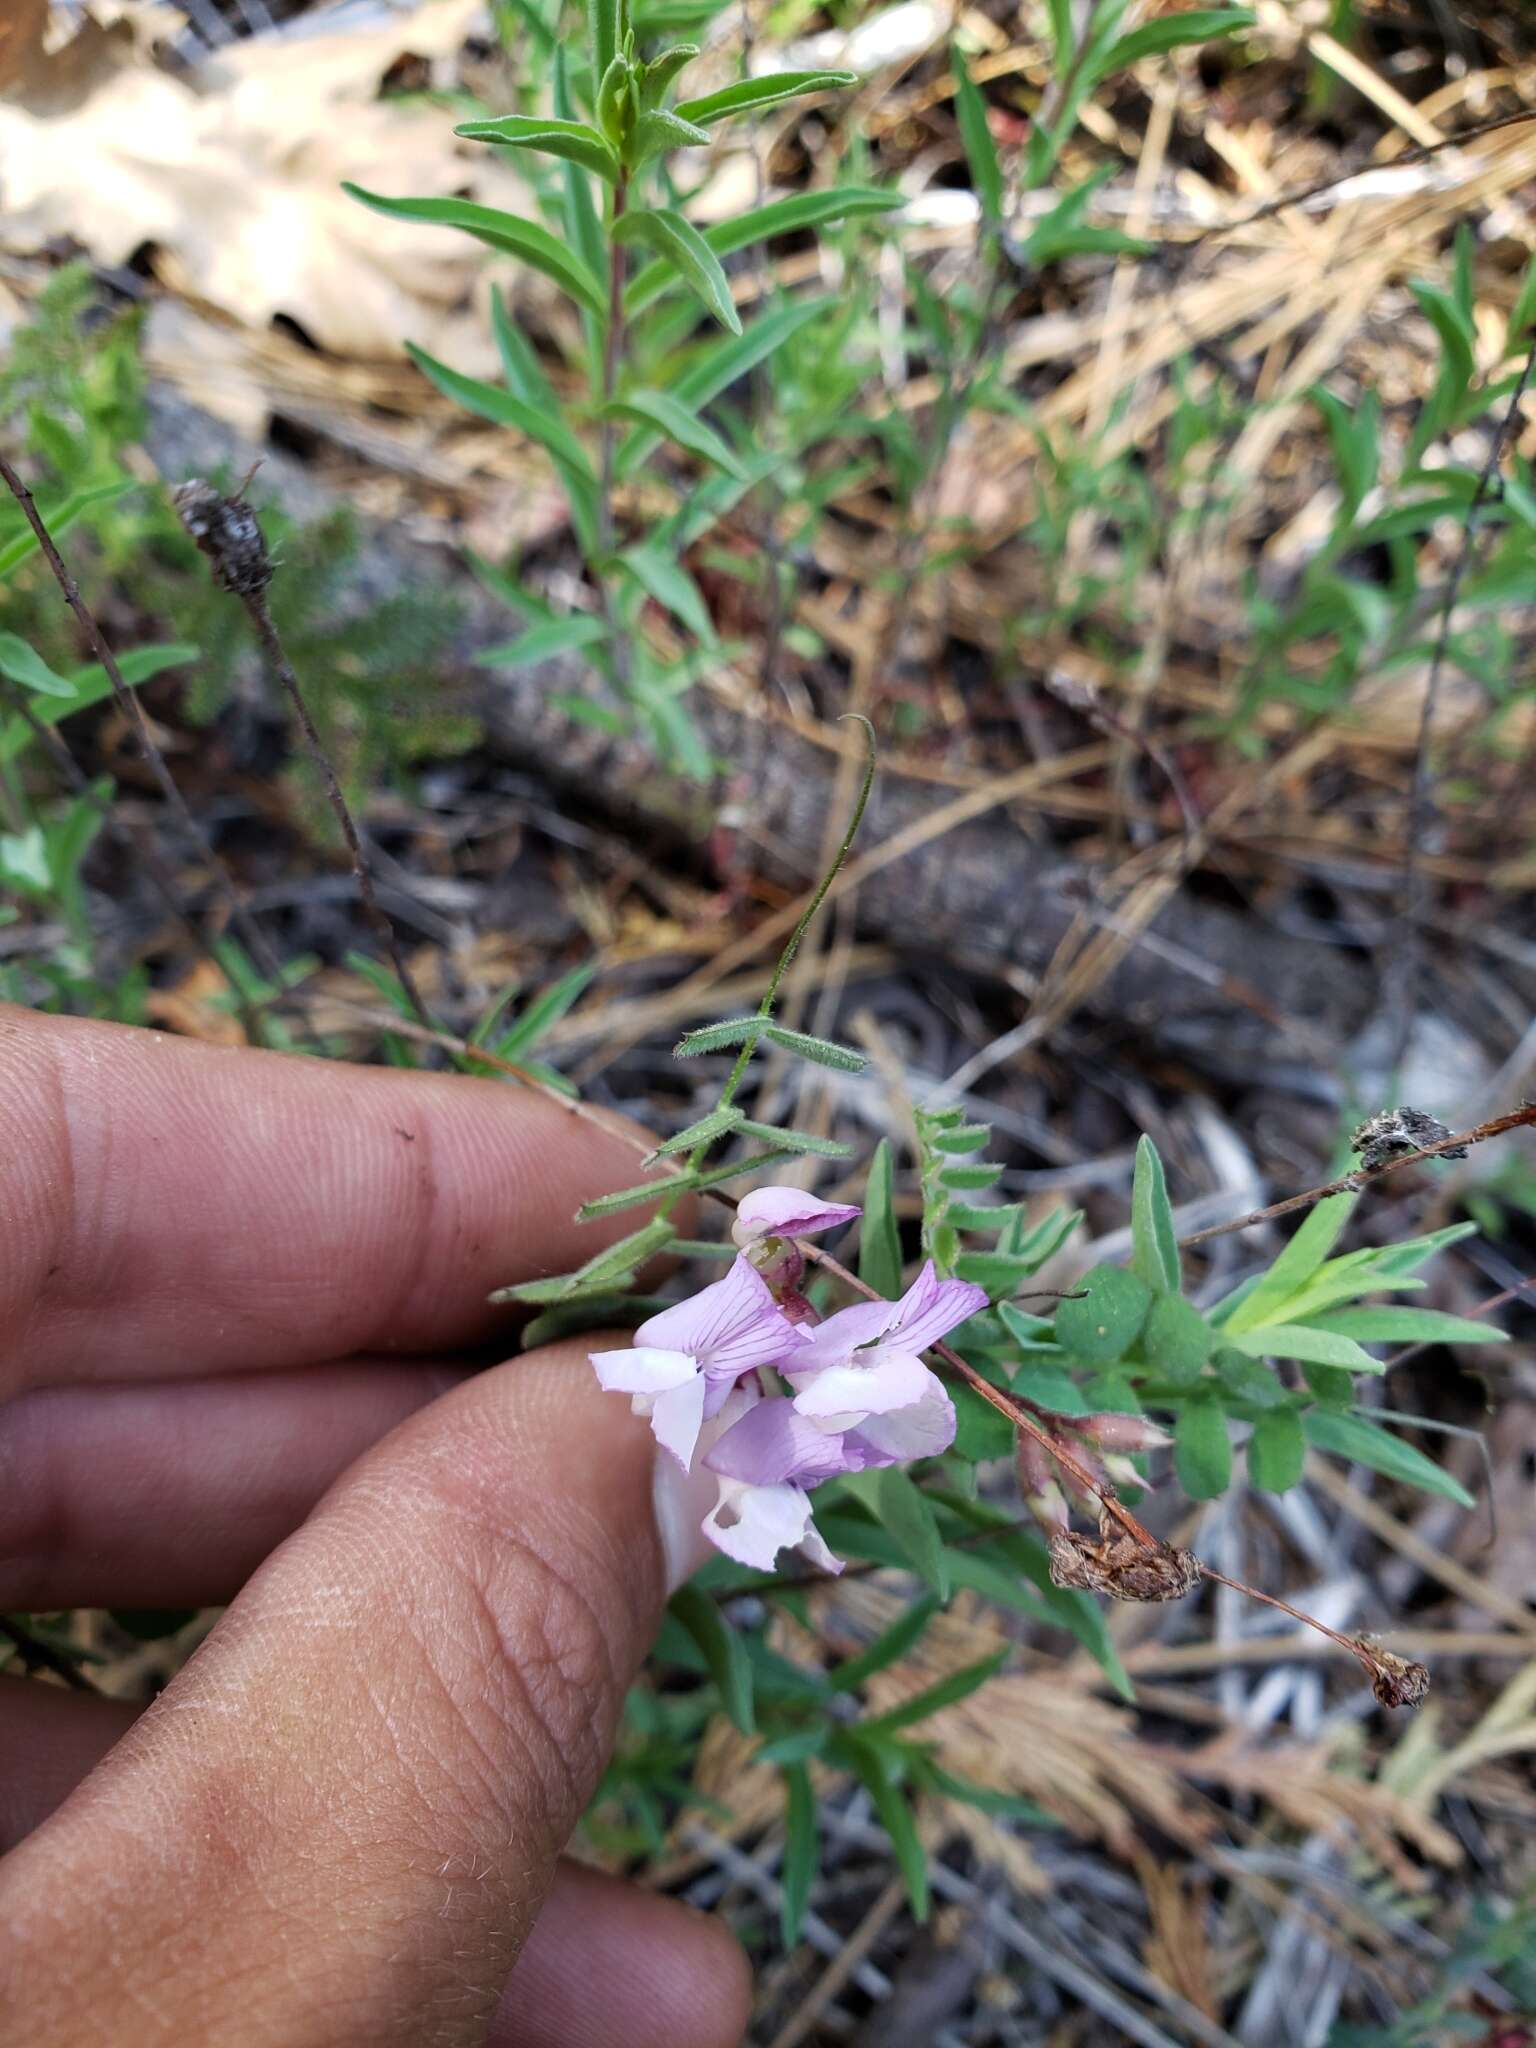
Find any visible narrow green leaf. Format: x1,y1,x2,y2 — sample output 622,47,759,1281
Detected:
613,207,742,333
0,632,72,699
674,1016,764,1056
761,1024,866,1071
342,186,608,315
668,1584,756,1732
862,1648,1007,1735
860,1137,903,1299
487,961,597,1059
755,1727,828,1765
493,1215,676,1302
950,49,1003,223
479,614,610,667
603,387,745,476
1305,1307,1508,1346
1247,1407,1305,1492
953,1251,1052,1299
846,1745,928,1920
873,1468,949,1596
938,1162,1003,1191
676,67,856,126
1303,1410,1475,1509
735,1118,851,1158
489,287,559,410
629,107,711,164
1090,6,1252,79
1174,1398,1232,1501
645,1105,745,1162
829,1596,940,1692
918,1764,1054,1824
1130,1136,1180,1293
624,188,899,315
1226,1323,1383,1373
454,114,621,183
929,1122,991,1154
619,541,715,640
1224,1190,1358,1333
587,0,620,80
640,42,700,109
406,343,594,479
1054,1264,1152,1365
780,1763,817,1944
0,479,132,581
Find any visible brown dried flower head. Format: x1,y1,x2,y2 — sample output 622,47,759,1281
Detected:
1365,1647,1431,1709
1350,1106,1467,1172
1048,1528,1202,1604
174,478,272,599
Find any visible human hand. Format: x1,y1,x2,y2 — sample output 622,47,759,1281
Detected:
0,1006,750,2047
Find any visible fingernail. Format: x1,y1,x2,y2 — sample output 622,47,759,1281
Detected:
651,1450,718,1594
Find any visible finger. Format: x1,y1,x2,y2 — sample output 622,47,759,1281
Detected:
0,1677,136,1852
2,1339,721,2046
491,1860,750,2048
0,1362,471,1609
0,1684,747,2048
0,1006,669,1396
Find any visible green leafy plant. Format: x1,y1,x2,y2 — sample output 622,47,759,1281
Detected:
347,0,892,770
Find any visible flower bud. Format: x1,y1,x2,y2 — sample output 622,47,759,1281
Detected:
1073,1411,1173,1454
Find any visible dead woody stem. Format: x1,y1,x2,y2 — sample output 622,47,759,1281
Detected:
174,478,435,1035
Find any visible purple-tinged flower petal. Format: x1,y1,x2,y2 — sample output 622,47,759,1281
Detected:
733,1187,861,1248
788,1295,896,1371
705,1395,858,1488
703,1476,844,1575
650,1374,710,1470
788,1349,937,1420
592,1346,697,1395
884,1261,988,1355
633,1257,805,1380
845,1380,957,1465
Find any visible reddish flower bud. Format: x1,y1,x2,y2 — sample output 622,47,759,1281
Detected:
1074,1411,1173,1454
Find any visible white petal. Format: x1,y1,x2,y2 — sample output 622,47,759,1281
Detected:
796,1517,844,1576
593,1346,698,1394
650,1373,710,1470
703,1478,815,1570
849,1378,956,1462
790,1349,932,1418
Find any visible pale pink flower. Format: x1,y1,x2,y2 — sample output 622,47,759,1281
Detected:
732,1186,861,1249
591,1258,806,1470
781,1259,984,1451
700,1389,845,1574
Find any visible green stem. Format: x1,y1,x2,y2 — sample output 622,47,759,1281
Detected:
667,716,877,1203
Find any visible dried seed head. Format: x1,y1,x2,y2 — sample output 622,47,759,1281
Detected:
1365,1647,1431,1709
1047,1528,1202,1604
1350,1106,1467,1172
173,478,272,598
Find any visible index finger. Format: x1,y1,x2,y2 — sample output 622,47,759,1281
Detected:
0,1006,660,1395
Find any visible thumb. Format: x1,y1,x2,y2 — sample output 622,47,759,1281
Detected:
2,1341,722,2047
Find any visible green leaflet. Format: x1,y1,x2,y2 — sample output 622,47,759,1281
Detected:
601,388,745,476
624,187,899,316
675,68,856,127
1303,1409,1475,1509
454,114,621,183
1130,1136,1180,1293
342,186,607,316
613,208,742,333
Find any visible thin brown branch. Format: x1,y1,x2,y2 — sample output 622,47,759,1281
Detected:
173,480,435,1034
0,452,280,981
1177,1101,1536,1250
1392,333,1536,1062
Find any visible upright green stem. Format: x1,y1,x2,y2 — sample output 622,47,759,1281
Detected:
597,173,629,555
675,717,877,1190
